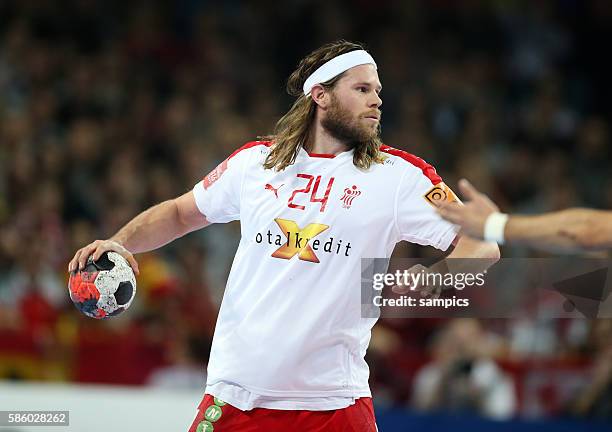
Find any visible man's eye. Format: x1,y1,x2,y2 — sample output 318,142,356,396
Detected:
358,87,367,92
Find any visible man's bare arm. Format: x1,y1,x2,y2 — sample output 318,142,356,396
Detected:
68,191,210,273
393,225,500,295
437,179,612,253
506,209,612,252
111,191,210,254
446,234,500,260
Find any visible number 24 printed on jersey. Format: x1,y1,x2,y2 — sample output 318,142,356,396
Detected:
287,174,335,212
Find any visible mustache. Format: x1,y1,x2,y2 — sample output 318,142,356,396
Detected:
362,110,382,120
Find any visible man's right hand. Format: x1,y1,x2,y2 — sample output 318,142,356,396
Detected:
68,239,140,275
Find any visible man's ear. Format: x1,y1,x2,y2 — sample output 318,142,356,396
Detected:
310,85,329,109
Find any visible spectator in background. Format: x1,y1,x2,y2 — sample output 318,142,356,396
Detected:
147,334,210,391
570,320,612,420
411,319,516,420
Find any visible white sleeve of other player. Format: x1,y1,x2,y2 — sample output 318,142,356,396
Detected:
395,171,460,251
192,149,250,223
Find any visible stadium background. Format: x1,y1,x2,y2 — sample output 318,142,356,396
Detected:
0,0,611,430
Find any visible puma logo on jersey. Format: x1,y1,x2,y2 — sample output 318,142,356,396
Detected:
265,183,284,198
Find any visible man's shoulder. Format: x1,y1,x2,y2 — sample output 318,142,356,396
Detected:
378,144,442,185
228,140,273,160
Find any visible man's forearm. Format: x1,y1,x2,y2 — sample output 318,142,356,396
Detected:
444,235,500,273
505,209,612,252
411,237,499,294
437,180,612,253
110,199,192,254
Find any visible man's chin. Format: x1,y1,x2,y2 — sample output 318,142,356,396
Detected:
361,127,380,142
322,120,379,145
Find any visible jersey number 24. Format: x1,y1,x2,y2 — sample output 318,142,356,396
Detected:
288,174,335,212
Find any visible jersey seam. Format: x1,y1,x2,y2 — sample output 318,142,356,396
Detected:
238,148,254,217
400,227,456,251
436,225,459,250
207,387,369,411
394,168,417,241
208,381,372,397
192,182,207,217
380,145,441,185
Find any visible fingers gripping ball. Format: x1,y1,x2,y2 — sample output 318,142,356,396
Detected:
68,252,137,319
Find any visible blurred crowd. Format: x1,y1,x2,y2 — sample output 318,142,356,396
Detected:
0,0,611,422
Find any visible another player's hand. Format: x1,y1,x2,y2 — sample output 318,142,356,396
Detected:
68,239,140,275
437,179,500,240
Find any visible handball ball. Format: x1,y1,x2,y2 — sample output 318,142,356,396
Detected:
68,251,137,319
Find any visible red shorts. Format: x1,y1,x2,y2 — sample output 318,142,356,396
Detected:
188,394,377,432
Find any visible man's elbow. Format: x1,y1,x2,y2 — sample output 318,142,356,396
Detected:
173,195,211,234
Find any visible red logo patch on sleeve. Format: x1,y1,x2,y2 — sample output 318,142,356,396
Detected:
203,159,229,189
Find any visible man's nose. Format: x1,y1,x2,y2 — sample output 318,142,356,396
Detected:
369,92,382,108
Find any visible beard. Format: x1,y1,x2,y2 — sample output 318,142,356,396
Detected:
321,94,381,149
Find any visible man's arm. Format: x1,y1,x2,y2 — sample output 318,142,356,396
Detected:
438,179,612,253
504,209,612,252
447,234,500,260
415,235,500,294
393,221,500,295
68,191,210,273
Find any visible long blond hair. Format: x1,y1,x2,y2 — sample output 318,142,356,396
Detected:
262,40,383,171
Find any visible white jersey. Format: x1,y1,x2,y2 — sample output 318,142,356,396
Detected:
192,141,459,411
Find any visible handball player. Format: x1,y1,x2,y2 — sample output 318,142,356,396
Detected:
69,41,500,431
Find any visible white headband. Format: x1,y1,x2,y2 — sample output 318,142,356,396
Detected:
302,50,377,95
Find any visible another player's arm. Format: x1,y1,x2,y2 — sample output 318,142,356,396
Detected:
68,191,210,273
438,179,612,253
504,209,612,252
